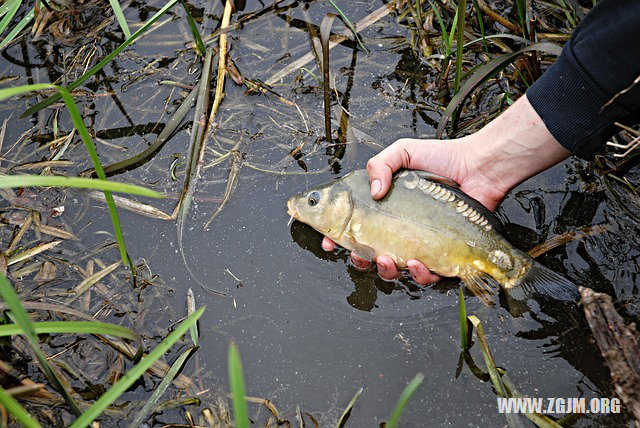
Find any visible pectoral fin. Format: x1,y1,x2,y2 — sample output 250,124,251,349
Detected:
347,236,377,261
460,272,496,306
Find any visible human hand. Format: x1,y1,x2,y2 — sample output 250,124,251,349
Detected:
322,95,571,285
322,135,509,284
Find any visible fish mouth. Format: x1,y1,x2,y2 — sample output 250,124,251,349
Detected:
286,199,299,226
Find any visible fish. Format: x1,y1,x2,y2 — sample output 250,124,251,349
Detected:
287,169,579,303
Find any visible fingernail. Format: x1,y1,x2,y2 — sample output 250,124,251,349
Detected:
352,257,365,269
370,179,381,198
407,264,417,280
378,264,387,275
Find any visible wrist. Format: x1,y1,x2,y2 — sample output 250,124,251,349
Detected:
467,94,571,193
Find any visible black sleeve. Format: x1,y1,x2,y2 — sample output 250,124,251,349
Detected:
526,0,640,159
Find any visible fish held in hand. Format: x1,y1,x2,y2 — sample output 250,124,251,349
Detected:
287,169,579,303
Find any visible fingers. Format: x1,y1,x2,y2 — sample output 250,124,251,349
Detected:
321,236,337,251
376,255,400,280
350,252,372,271
407,259,441,285
366,139,412,200
322,237,438,285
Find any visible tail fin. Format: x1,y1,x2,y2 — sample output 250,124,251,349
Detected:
508,261,579,302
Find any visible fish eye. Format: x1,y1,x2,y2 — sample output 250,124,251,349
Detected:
307,191,320,206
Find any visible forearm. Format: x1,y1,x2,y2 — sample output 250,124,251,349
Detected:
467,94,571,193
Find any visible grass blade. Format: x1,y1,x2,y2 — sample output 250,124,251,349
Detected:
179,0,205,55
7,241,61,266
447,8,458,57
0,6,33,51
336,387,363,428
0,320,142,351
386,373,424,428
228,342,249,428
129,347,194,428
514,0,529,39
0,385,42,428
0,273,82,415
20,0,179,118
453,0,467,93
108,0,131,38
471,0,487,50
428,0,449,54
2,83,152,271
467,316,523,428
0,0,20,36
186,288,198,346
0,174,161,197
467,316,506,396
69,306,205,428
436,42,562,138
459,286,471,349
327,0,368,52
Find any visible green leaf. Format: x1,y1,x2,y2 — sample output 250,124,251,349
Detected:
0,174,161,197
327,0,368,52
129,347,195,428
337,387,363,428
179,0,205,55
0,273,81,415
228,342,250,428
453,0,467,93
0,0,20,36
20,0,179,118
0,385,42,428
459,286,471,349
2,82,145,269
428,0,449,54
69,306,205,428
108,0,132,38
386,373,424,428
436,42,562,138
0,6,33,51
467,316,506,397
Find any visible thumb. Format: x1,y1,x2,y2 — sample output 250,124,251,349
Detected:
366,140,412,199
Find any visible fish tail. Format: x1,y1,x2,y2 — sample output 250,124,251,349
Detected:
508,260,579,302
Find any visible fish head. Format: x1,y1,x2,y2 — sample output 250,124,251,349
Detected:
287,180,353,241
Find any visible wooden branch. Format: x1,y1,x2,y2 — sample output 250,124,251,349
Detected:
580,286,640,427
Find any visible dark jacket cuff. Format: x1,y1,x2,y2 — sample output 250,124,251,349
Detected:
526,44,629,159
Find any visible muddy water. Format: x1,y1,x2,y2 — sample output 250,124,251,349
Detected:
1,0,638,425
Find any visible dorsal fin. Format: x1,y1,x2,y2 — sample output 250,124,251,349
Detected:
411,170,460,188
395,169,504,235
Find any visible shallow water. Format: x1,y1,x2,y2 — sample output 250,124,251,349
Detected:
1,0,638,425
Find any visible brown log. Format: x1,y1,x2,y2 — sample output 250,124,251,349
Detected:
580,286,640,427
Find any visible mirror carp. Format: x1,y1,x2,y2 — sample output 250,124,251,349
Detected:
287,169,579,303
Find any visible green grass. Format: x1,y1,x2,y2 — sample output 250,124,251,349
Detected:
129,347,195,428
337,387,363,427
69,307,204,427
0,273,82,414
453,0,468,93
20,0,180,118
458,286,471,349
386,373,424,428
0,174,161,197
0,385,41,428
229,342,250,428
179,0,205,55
1,84,160,273
108,0,131,38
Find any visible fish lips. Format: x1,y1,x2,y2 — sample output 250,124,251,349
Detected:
286,197,301,226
